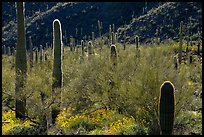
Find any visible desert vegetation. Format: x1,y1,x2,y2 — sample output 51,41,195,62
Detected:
2,2,202,135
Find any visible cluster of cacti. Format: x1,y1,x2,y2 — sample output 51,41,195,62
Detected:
15,2,27,119
159,81,175,135
178,21,183,64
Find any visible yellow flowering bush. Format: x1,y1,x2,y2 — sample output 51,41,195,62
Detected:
108,117,135,134
2,110,37,135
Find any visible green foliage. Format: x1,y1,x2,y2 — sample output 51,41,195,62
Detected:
2,40,202,135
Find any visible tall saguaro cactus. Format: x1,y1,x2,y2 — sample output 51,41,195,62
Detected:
159,81,175,135
52,19,63,124
179,21,183,64
15,2,27,119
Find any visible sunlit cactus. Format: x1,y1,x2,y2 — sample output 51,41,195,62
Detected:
52,19,63,124
159,81,175,135
15,2,27,119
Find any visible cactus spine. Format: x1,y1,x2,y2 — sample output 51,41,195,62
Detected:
110,44,117,66
159,81,175,135
15,2,27,119
179,21,183,64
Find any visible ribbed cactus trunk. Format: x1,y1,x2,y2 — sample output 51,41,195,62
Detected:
179,21,183,64
29,36,33,68
52,19,63,124
110,44,117,66
3,45,6,55
15,2,27,119
159,81,175,135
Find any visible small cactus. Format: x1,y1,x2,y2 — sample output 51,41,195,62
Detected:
8,47,11,55
159,81,175,135
3,45,6,55
173,56,178,69
112,32,115,44
81,40,84,57
110,44,117,66
135,35,139,49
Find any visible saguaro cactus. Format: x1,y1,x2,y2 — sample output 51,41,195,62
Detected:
29,36,33,67
52,19,63,124
35,49,38,63
15,2,27,119
8,47,11,55
88,41,93,61
110,44,117,66
159,81,175,135
81,40,84,57
179,21,183,64
135,35,139,49
52,19,63,89
40,45,43,63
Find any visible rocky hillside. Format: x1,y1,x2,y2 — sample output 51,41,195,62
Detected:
2,2,202,50
117,2,202,44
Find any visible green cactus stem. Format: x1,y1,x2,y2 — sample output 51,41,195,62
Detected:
159,81,175,135
135,35,139,49
81,40,84,57
15,2,27,119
